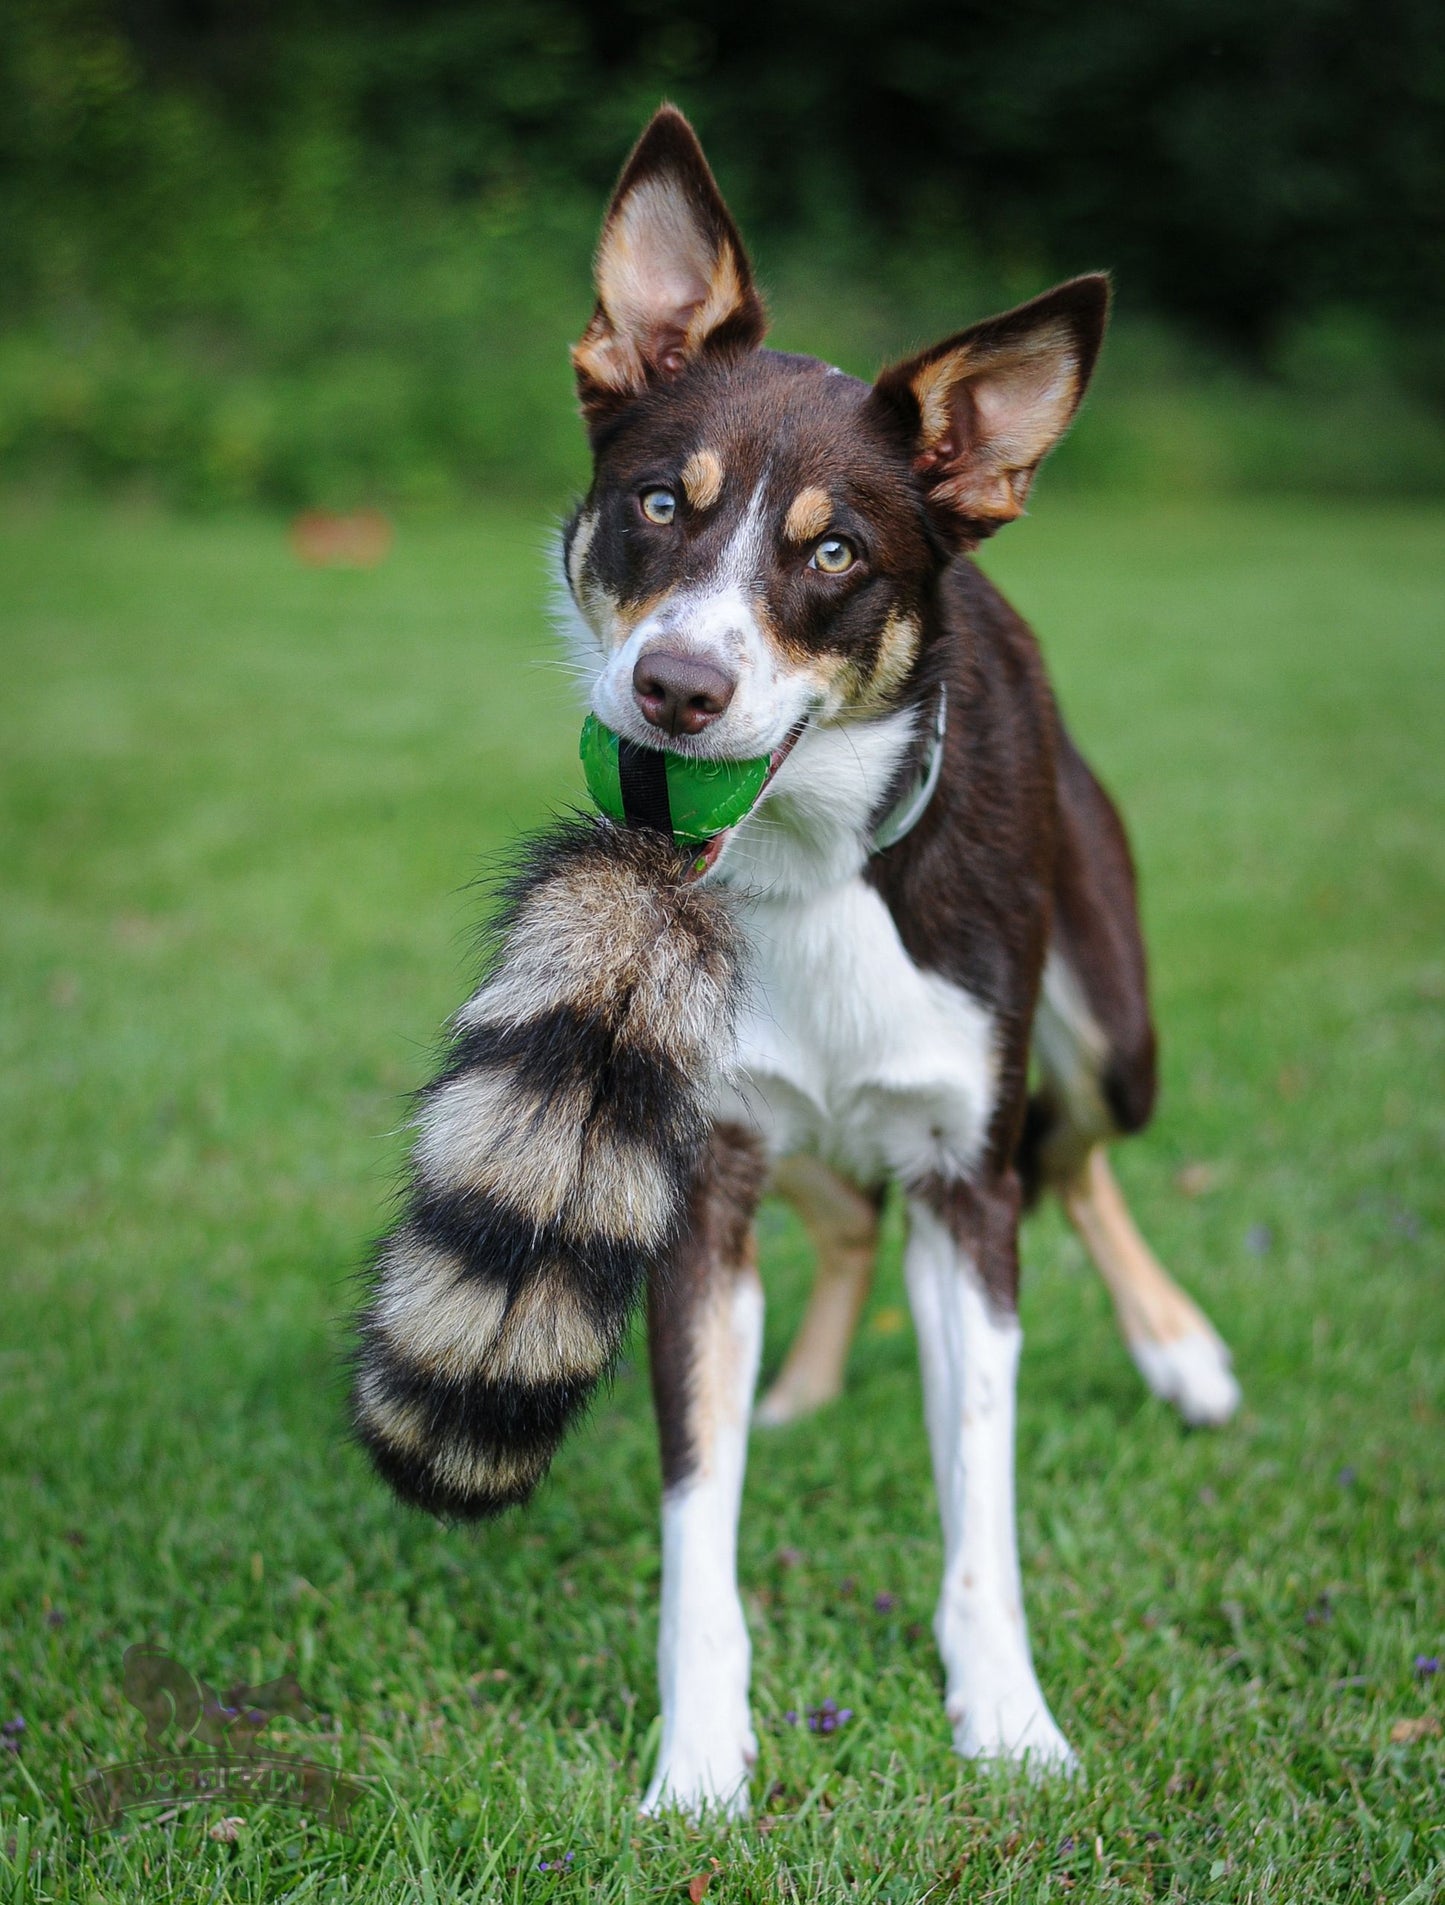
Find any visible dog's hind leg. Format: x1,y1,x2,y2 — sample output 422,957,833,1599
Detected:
642,1123,767,1820
755,1156,882,1427
1060,1145,1240,1426
1029,727,1241,1426
1028,958,1241,1428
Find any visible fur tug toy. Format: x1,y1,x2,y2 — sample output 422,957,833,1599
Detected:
351,818,745,1518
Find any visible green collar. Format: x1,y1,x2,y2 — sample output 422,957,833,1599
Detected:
870,687,948,853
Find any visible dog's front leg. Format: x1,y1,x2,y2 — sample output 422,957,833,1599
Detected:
641,1122,766,1819
905,1174,1076,1773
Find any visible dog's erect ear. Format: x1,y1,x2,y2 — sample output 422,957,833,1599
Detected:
868,275,1110,544
572,105,766,432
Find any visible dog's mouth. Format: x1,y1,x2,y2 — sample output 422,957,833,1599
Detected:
684,718,807,880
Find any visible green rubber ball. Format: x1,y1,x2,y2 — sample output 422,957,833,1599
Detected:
580,714,771,848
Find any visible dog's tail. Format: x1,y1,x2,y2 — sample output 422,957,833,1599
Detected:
351,819,744,1518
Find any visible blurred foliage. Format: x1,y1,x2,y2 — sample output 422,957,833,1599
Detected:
1,0,1442,506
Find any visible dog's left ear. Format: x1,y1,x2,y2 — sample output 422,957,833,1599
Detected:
573,104,766,433
869,275,1110,544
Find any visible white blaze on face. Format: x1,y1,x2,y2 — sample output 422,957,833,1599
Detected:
584,485,820,760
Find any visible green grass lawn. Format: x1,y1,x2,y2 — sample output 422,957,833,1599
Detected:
0,494,1441,1902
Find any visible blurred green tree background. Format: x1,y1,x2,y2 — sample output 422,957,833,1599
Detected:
2,0,1442,507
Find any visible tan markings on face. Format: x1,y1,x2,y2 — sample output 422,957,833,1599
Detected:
567,509,598,596
868,608,922,705
570,503,665,652
802,652,852,714
483,1271,612,1384
599,586,673,652
755,633,853,717
574,560,666,652
783,486,833,544
573,565,624,651
680,448,724,511
793,609,923,722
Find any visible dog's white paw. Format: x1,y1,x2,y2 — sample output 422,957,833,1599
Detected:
948,1689,1077,1777
1131,1328,1242,1427
640,1723,756,1820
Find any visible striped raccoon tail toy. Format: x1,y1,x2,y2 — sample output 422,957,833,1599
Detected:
351,818,745,1519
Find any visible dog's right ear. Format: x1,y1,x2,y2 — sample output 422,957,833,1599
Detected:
572,105,766,434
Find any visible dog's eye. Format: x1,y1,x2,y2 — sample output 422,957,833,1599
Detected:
810,535,856,575
640,488,678,526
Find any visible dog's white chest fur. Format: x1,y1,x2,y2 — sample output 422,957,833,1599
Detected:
718,878,998,1185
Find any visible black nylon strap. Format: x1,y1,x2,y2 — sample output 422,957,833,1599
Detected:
617,739,674,837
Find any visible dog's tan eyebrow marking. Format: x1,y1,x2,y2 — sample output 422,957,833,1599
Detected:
680,448,724,510
783,486,833,543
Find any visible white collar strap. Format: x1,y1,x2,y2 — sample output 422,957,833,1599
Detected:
870,686,947,853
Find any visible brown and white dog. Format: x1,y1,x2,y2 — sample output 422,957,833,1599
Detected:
558,106,1240,1816
353,102,1243,1820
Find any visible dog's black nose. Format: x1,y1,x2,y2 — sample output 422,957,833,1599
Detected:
632,649,737,737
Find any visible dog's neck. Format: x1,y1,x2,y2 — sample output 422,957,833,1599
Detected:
715,702,922,903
